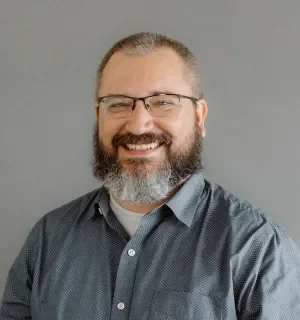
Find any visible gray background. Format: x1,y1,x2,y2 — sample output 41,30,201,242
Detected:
0,0,299,297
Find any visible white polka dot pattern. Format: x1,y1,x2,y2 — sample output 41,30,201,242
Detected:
1,172,300,319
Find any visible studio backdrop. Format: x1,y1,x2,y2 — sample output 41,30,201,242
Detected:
0,0,300,298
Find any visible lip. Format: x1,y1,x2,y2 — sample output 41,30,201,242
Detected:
119,144,162,156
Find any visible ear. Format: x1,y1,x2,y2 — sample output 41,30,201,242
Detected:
94,103,99,119
195,99,208,137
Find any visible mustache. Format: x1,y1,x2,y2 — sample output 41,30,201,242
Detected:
112,132,172,147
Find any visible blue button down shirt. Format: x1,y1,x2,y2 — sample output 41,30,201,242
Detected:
1,173,300,319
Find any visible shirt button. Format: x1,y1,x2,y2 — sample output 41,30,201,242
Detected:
117,302,125,310
128,249,135,256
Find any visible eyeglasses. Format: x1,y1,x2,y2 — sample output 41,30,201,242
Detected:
97,93,201,119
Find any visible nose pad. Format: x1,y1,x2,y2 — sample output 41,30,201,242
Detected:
144,103,151,113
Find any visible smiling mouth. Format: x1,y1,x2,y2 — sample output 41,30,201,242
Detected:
121,142,164,151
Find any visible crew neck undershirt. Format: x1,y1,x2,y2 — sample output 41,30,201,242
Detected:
109,195,146,237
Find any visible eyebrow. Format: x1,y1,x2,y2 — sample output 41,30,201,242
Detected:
105,90,178,97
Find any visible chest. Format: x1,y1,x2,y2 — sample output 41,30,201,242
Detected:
30,215,237,319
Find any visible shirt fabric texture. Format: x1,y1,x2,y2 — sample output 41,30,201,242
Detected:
1,172,300,319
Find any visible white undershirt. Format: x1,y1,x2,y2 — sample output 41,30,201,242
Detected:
109,195,146,237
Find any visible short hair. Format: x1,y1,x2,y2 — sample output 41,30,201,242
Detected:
94,32,203,102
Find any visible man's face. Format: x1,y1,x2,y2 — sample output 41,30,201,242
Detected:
92,48,207,203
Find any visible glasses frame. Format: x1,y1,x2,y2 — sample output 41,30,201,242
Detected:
97,93,202,116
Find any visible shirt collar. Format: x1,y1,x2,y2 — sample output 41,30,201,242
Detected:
81,187,109,223
164,172,205,227
82,171,205,226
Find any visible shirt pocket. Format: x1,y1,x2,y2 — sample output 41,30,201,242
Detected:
147,290,222,320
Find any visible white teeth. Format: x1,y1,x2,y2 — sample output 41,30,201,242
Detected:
126,142,160,150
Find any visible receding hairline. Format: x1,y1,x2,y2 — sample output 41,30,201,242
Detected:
94,32,203,102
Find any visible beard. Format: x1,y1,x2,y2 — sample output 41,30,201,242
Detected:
90,121,204,203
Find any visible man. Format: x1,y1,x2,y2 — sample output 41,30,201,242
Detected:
1,32,300,319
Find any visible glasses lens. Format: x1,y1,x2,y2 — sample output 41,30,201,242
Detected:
147,95,180,116
101,96,133,118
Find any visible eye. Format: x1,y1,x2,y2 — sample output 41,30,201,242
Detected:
153,99,174,106
106,101,132,114
109,102,131,108
148,95,179,109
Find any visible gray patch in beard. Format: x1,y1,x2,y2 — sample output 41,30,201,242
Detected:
103,163,177,203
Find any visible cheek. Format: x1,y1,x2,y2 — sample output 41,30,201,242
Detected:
166,118,196,150
160,116,192,144
98,118,124,144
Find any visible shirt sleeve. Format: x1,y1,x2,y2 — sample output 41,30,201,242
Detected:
237,222,300,319
0,218,43,320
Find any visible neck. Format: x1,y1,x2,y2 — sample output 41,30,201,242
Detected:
111,175,190,214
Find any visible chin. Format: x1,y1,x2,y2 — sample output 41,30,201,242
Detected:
121,160,163,175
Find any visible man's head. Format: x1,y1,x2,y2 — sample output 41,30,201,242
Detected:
91,32,208,204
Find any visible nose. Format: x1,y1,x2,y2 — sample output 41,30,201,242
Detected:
124,100,154,135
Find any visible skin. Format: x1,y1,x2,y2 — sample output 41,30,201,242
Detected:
94,47,208,213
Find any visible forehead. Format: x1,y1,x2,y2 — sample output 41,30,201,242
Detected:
99,48,193,96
